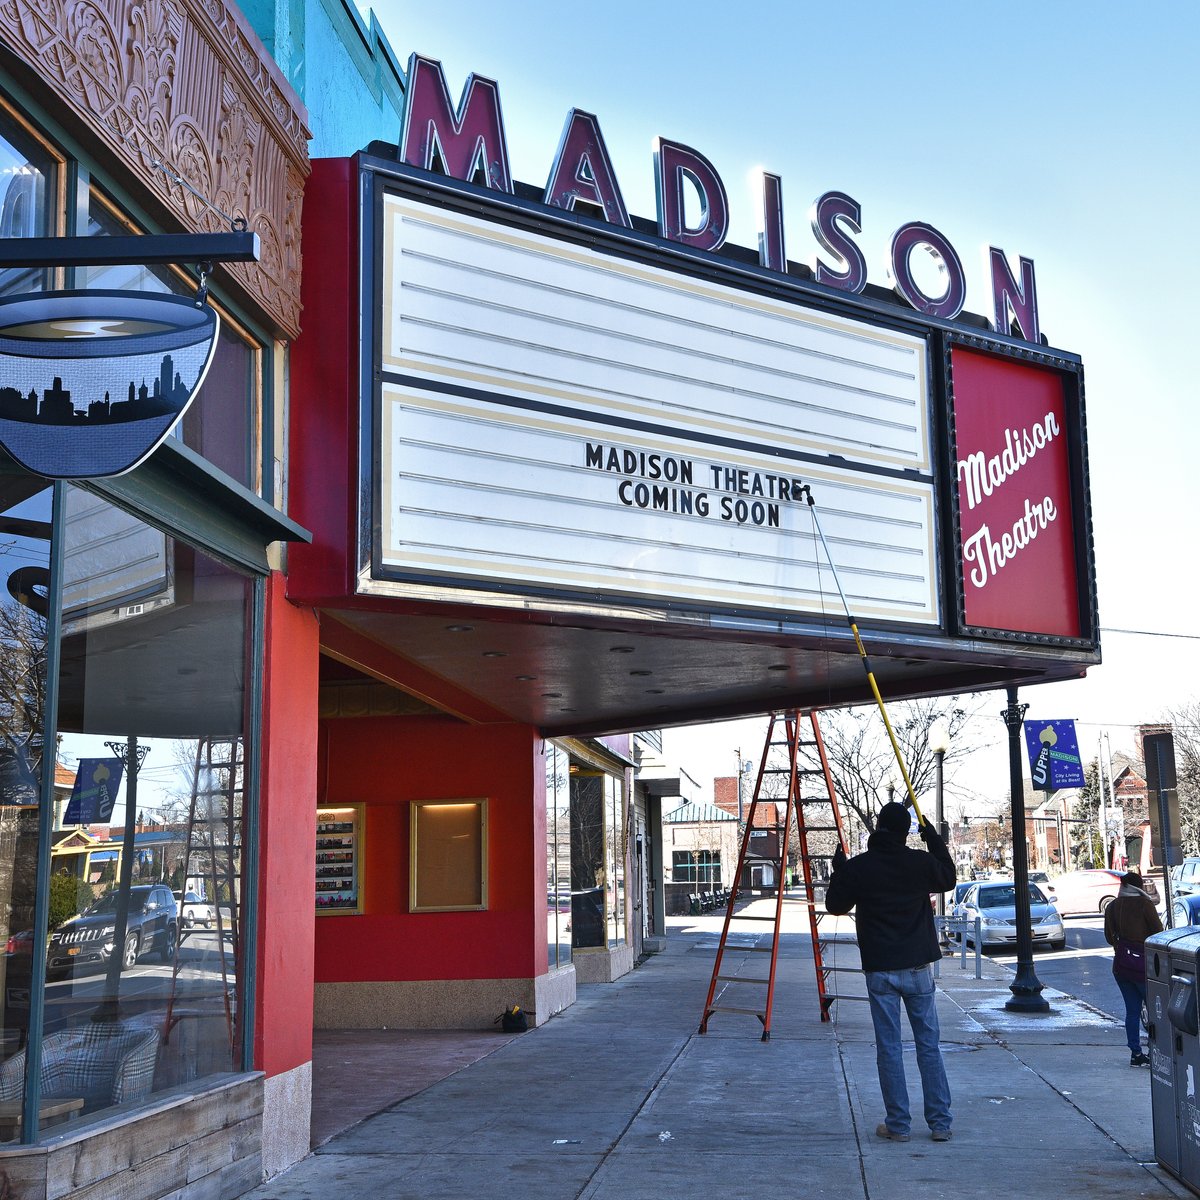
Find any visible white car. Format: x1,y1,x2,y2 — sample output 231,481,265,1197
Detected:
954,881,1066,951
173,889,217,929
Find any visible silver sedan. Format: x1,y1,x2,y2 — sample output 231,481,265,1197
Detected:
954,881,1066,951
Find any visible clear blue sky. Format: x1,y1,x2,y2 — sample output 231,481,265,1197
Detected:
367,0,1200,804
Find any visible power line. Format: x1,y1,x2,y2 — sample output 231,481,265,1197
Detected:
1101,626,1200,641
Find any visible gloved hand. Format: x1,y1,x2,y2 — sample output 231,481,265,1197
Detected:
832,845,847,872
918,821,940,846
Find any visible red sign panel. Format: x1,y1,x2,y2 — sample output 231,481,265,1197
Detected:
951,347,1080,638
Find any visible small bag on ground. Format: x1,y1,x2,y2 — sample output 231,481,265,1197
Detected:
495,1004,528,1033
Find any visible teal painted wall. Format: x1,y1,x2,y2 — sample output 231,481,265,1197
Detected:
246,0,406,157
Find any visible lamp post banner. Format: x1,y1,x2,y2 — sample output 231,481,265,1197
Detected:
63,757,125,824
1023,719,1084,789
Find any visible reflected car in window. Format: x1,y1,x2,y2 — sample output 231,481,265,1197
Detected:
47,884,178,979
173,890,217,929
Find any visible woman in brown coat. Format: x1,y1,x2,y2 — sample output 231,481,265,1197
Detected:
1102,871,1162,1066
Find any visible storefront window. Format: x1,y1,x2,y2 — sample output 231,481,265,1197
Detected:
606,774,626,948
671,850,721,885
0,477,52,1086
84,193,261,491
545,745,570,969
0,113,54,296
6,487,255,1138
568,765,627,952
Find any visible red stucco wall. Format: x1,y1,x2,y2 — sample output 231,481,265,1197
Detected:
288,156,357,603
255,571,320,1077
314,716,546,982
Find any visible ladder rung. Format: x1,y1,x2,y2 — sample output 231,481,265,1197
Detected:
823,994,869,1002
732,914,777,922
716,975,768,984
707,1006,766,1017
820,965,863,973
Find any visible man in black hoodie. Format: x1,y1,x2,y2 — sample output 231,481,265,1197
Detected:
825,801,957,1143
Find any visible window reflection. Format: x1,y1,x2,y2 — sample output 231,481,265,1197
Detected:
545,745,570,969
12,488,253,1138
568,766,627,952
0,117,53,296
0,478,52,1098
607,775,626,949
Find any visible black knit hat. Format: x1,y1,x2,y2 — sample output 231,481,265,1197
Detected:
876,801,912,834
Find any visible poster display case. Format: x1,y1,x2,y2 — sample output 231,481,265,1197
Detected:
316,804,363,914
409,799,487,912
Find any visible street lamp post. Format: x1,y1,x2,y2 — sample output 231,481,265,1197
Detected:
930,719,951,946
1001,687,1048,1013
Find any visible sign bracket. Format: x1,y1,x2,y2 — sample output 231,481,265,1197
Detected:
0,232,260,269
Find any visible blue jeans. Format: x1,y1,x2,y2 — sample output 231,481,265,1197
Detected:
865,964,953,1135
1115,974,1146,1052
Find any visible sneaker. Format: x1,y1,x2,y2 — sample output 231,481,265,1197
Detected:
931,1129,953,1142
1131,1052,1150,1067
875,1123,910,1142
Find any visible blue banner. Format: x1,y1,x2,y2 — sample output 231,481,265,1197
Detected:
63,758,124,824
1023,720,1085,790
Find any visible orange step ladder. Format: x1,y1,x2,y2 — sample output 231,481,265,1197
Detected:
698,710,858,1036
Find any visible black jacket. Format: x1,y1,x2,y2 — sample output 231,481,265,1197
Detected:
824,825,957,973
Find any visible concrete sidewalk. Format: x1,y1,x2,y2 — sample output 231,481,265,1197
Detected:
249,899,1187,1200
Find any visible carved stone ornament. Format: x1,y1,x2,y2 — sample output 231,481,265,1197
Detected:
0,0,311,338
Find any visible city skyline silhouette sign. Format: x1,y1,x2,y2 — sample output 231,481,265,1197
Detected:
0,289,220,478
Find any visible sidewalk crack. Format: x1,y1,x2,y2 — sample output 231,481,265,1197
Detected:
572,1035,691,1200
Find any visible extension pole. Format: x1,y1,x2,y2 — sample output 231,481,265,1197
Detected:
804,490,925,826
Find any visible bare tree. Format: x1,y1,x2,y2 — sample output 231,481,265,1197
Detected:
813,695,987,834
0,594,49,801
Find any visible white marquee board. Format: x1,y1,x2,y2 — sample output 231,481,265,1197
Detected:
372,193,939,624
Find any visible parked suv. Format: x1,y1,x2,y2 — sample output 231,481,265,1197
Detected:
47,883,178,979
1172,859,1200,899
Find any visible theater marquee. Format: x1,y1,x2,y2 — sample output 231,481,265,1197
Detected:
353,147,1095,659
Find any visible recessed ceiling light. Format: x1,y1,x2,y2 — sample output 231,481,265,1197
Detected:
515,674,536,681
482,650,507,658
630,669,652,677
609,645,635,653
445,624,474,633
542,691,563,698
645,688,665,695
768,664,788,672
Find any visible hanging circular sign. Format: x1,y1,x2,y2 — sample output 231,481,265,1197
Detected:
0,289,220,479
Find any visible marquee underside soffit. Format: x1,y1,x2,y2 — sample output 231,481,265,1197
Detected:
319,606,1092,736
